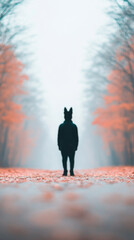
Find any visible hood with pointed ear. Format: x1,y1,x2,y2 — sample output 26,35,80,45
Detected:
64,107,67,113
69,107,73,114
64,107,73,121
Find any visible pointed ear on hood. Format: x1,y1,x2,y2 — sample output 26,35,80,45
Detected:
64,107,67,113
69,107,73,114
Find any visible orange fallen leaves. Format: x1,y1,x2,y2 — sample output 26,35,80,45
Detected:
0,166,134,184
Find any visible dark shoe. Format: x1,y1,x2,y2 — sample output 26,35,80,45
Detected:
70,170,75,176
62,170,67,176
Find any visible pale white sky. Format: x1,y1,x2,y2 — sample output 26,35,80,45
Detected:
16,0,109,135
16,0,110,168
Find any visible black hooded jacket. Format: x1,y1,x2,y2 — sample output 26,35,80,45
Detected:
57,120,79,151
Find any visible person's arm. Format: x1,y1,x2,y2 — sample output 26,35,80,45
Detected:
74,125,79,151
57,125,61,150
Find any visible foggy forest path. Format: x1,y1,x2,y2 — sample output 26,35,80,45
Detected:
0,166,134,240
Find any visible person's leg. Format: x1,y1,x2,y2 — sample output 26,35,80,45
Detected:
69,151,75,176
61,151,68,176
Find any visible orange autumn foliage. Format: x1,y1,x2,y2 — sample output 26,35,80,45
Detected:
92,39,134,161
0,44,34,166
0,44,28,127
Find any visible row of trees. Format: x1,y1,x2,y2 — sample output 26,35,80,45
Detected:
86,0,134,165
0,0,46,167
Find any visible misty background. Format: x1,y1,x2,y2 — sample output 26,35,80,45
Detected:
17,0,109,169
0,0,133,168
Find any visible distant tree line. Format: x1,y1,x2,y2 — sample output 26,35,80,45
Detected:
0,0,46,167
86,0,134,165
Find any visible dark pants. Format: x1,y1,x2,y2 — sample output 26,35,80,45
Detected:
61,150,75,172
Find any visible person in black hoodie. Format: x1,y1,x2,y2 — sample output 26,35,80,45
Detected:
57,107,79,176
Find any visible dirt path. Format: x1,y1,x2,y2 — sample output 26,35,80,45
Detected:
0,166,134,240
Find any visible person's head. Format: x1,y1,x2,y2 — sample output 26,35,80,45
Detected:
64,107,73,121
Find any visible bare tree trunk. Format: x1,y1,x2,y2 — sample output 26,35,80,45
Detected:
1,127,8,167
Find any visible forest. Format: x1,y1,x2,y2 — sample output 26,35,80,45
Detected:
0,0,133,167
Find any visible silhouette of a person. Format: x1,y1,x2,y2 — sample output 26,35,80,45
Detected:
57,107,79,176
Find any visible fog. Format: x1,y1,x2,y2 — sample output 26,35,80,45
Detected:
15,0,110,169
